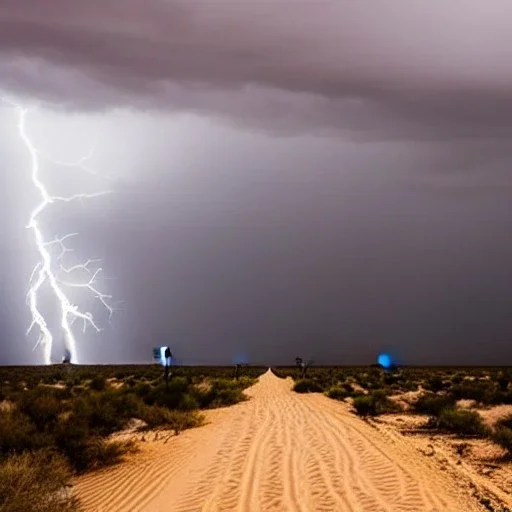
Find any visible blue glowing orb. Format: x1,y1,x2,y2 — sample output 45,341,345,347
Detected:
377,353,392,369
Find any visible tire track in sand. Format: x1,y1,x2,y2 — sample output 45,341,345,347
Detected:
75,369,482,512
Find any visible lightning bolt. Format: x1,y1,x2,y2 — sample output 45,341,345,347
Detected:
2,97,114,365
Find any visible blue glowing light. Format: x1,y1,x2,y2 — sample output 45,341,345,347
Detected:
377,353,392,369
159,347,167,366
233,353,248,365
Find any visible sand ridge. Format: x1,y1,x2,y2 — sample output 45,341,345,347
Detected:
75,369,484,511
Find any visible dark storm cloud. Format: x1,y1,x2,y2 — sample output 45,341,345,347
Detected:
2,1,512,366
1,0,512,139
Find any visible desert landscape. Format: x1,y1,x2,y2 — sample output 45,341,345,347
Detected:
1,365,511,511
3,2,512,512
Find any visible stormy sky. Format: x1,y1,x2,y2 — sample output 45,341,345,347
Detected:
1,0,512,365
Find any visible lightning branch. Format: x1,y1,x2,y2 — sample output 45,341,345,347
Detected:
2,98,115,364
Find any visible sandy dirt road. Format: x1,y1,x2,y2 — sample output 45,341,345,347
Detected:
76,370,482,512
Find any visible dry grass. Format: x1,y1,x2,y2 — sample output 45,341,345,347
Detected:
0,452,78,512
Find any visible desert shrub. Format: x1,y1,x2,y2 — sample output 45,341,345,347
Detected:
53,413,134,473
89,376,107,391
342,382,355,394
401,380,419,391
53,415,92,472
189,387,214,408
143,377,250,410
71,385,86,397
353,396,377,417
74,396,121,436
413,393,456,416
0,410,51,458
134,382,152,399
177,393,199,410
450,381,498,404
18,389,64,431
210,388,244,406
65,376,82,388
451,374,463,385
70,390,143,436
293,379,323,393
497,378,510,391
114,370,129,380
0,451,77,512
353,390,401,417
138,406,202,433
137,405,174,429
326,386,348,401
433,408,489,437
210,378,247,391
237,376,257,388
81,438,135,471
209,386,246,407
491,426,512,456
496,414,512,430
424,375,446,393
124,376,137,388
384,372,401,386
371,389,402,413
146,385,188,410
165,377,189,393
194,378,251,408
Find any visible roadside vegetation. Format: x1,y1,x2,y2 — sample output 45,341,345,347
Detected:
277,365,512,454
0,364,265,511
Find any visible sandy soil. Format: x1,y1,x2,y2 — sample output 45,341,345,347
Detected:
75,370,504,512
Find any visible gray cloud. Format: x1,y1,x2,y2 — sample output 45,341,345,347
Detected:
1,0,512,139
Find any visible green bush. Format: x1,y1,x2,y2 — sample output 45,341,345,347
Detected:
491,425,512,456
90,376,107,391
352,390,401,417
0,410,51,458
353,396,377,417
0,452,77,512
187,378,251,408
165,377,189,394
326,386,348,401
53,414,134,473
134,382,152,399
137,406,175,429
81,438,135,471
0,366,266,476
189,387,214,408
413,393,456,416
433,408,489,437
139,407,202,434
69,390,144,436
146,380,190,409
19,389,63,431
293,379,323,393
53,415,92,472
178,393,199,411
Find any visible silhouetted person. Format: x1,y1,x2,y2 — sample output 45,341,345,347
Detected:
62,349,71,364
164,347,172,388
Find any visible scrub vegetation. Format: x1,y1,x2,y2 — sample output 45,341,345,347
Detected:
277,365,512,452
0,364,266,511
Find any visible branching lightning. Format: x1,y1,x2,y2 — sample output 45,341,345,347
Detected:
2,98,115,365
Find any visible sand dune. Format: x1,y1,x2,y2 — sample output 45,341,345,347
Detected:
76,370,484,512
